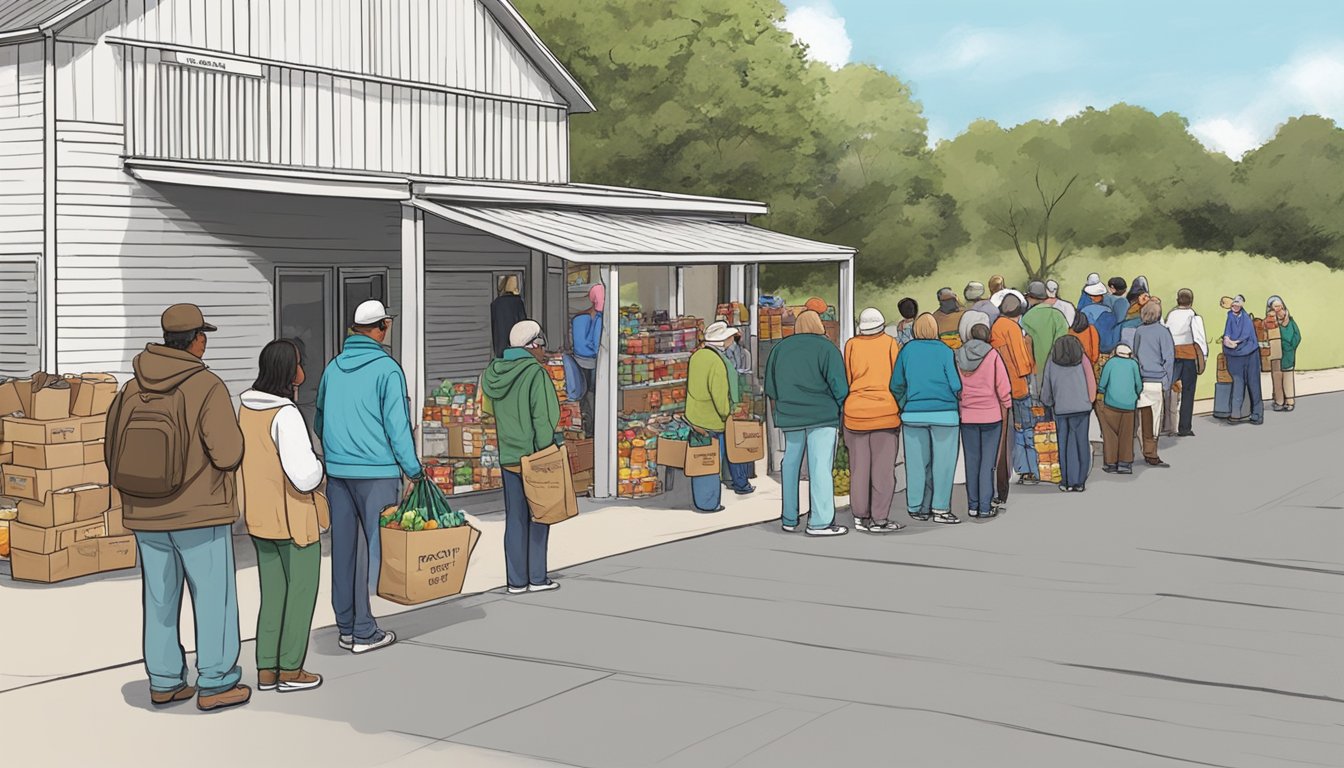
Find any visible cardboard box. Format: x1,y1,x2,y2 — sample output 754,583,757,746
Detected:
10,538,101,583
71,374,118,417
0,379,25,417
17,484,111,527
99,534,137,571
446,425,483,458
571,469,594,495
104,505,127,536
3,462,109,502
657,438,687,469
378,523,480,605
725,418,765,464
3,415,104,445
29,384,73,421
567,438,594,473
9,516,105,555
12,440,103,470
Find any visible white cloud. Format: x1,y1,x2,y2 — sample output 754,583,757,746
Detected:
908,25,1082,80
1190,44,1344,158
780,1,852,69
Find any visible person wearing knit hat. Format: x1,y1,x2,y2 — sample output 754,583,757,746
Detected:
1023,281,1069,380
1221,291,1263,425
843,308,904,533
967,281,1000,327
934,287,966,350
1044,279,1077,327
989,293,1038,491
1097,344,1143,474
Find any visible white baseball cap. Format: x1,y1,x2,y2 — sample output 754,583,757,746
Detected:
857,307,886,335
509,319,545,348
353,300,394,326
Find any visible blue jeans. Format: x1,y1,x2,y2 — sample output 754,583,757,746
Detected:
328,476,400,642
1010,397,1038,475
781,427,838,530
960,422,1002,514
1227,353,1265,422
1057,412,1092,487
503,468,550,588
691,430,751,511
903,424,960,514
135,526,241,696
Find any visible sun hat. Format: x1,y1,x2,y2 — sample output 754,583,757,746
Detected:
703,321,740,343
857,308,886,335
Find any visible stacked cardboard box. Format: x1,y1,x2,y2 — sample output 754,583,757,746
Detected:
0,374,137,583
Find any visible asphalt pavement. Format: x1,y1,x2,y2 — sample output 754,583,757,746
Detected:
2,394,1341,768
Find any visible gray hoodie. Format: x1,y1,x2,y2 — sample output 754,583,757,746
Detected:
955,340,993,373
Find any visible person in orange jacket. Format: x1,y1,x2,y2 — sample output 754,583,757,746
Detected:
843,308,903,533
990,293,1040,490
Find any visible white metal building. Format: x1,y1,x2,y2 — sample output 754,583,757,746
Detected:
0,0,856,500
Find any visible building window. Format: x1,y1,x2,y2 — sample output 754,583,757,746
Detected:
0,260,40,376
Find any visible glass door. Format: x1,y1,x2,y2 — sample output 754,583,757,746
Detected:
275,268,334,429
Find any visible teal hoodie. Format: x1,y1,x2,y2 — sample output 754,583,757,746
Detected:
763,334,848,430
315,334,423,480
481,348,560,468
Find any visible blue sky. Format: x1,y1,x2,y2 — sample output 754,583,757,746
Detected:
780,0,1344,157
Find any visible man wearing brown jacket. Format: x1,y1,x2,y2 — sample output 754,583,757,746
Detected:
105,304,250,712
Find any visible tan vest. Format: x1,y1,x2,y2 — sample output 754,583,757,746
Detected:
238,407,329,548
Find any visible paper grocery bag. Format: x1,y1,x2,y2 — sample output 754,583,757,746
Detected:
683,435,721,478
521,443,579,525
725,417,765,464
378,524,480,605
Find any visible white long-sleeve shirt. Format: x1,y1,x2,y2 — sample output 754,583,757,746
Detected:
1163,307,1208,357
240,390,325,493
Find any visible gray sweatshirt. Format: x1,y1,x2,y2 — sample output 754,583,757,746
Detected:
1132,322,1175,389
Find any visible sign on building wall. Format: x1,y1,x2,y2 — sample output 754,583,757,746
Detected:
162,50,263,79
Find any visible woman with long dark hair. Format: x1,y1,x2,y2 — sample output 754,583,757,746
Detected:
238,340,328,693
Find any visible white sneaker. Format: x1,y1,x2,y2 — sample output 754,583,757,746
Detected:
527,581,560,593
338,635,353,651
507,586,528,595
351,631,396,654
805,525,848,537
781,523,799,532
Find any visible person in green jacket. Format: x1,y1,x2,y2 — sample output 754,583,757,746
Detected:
1267,296,1302,412
1096,344,1144,474
481,320,561,595
686,322,753,512
764,310,849,537
1022,280,1070,391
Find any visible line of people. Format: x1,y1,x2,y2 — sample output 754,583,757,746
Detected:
759,275,1302,536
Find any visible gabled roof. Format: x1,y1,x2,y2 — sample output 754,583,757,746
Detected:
0,0,101,40
0,0,595,113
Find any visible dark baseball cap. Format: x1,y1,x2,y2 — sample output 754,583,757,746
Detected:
161,304,217,333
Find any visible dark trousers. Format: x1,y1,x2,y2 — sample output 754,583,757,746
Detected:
578,366,596,438
1227,353,1265,422
328,477,399,642
1057,412,1091,487
1173,358,1199,433
960,422,1002,514
503,468,550,588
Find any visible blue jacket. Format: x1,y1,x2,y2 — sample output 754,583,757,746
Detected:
1081,300,1120,353
571,311,603,360
890,340,962,415
1223,309,1258,358
315,335,423,480
562,353,587,401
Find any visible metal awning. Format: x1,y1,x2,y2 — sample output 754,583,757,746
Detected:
411,198,855,264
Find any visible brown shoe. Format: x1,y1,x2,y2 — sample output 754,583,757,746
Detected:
278,669,323,693
257,670,279,691
197,684,252,712
150,684,196,707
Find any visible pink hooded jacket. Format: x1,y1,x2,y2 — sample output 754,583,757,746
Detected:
956,345,1012,425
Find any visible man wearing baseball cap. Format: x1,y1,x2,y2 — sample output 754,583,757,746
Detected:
316,299,423,654
107,304,250,711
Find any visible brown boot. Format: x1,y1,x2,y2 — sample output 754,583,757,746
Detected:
197,684,252,712
278,669,323,693
257,669,279,691
150,684,196,707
